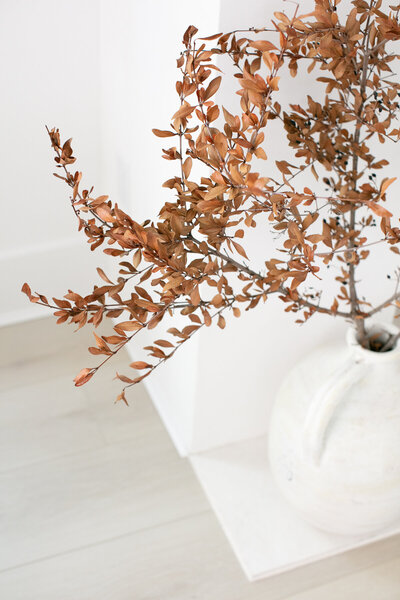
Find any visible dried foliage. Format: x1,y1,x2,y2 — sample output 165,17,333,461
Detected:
23,0,400,402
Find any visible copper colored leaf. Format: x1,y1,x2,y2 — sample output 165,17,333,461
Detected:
379,177,397,197
211,294,224,308
96,204,115,222
115,390,129,406
248,40,277,52
198,32,223,41
21,283,32,298
269,76,280,91
154,339,174,348
172,104,194,120
130,361,152,370
183,25,198,46
73,368,94,387
52,298,71,309
182,157,192,179
204,184,227,201
104,335,126,344
204,76,222,101
152,129,176,138
97,267,114,284
182,324,199,336
366,202,393,218
117,321,144,332
115,372,136,384
232,240,249,259
190,285,201,306
214,132,228,158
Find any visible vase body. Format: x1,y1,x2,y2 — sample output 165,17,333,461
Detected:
269,323,400,536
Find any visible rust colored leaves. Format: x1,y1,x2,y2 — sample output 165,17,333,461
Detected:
24,1,400,401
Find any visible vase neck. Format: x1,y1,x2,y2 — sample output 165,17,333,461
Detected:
347,322,400,364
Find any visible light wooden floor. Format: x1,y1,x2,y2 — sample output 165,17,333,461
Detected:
1,317,400,599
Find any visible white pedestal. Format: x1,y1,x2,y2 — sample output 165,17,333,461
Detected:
190,435,400,582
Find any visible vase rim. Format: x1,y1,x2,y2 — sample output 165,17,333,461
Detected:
346,321,400,361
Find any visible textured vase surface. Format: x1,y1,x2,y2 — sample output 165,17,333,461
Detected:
269,323,400,536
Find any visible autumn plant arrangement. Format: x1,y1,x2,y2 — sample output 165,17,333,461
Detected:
23,0,400,405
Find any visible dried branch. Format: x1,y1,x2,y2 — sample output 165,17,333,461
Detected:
23,1,400,401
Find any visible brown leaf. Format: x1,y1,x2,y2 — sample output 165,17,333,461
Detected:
172,104,194,120
21,283,32,297
52,297,71,309
269,76,280,91
217,314,226,329
115,372,136,384
204,184,227,201
214,133,228,159
130,361,153,370
152,129,176,137
198,32,223,41
211,294,224,308
379,177,397,197
366,202,393,218
248,40,277,52
73,368,94,387
96,204,115,222
117,321,144,331
154,339,174,348
204,76,222,101
232,240,249,259
96,267,114,284
182,157,192,179
115,390,129,406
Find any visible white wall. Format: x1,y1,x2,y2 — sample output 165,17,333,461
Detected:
99,0,222,453
0,0,102,325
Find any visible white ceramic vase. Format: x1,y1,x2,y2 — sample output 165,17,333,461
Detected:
269,322,400,536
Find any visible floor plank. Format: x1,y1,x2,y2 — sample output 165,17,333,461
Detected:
0,512,246,600
2,510,399,600
1,317,400,598
81,365,164,447
0,316,115,392
0,407,208,572
290,555,400,600
0,377,104,471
